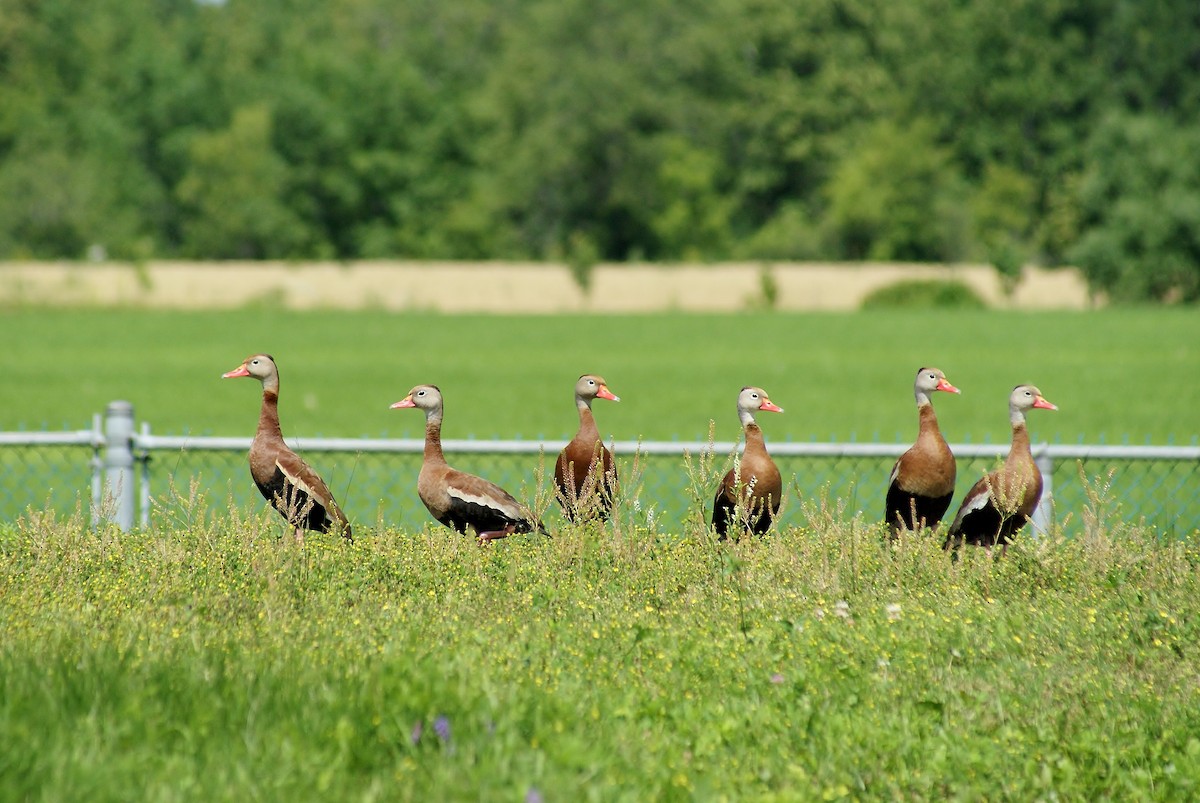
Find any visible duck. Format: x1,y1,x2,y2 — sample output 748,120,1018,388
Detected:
391,384,546,542
712,386,784,539
885,367,960,536
944,384,1058,549
554,374,620,521
222,354,352,542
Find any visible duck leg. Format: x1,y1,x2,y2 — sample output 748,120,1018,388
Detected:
476,524,518,544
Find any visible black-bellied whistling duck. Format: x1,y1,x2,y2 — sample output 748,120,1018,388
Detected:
885,367,961,536
713,386,784,539
554,374,620,521
391,384,546,542
222,354,352,542
944,384,1058,549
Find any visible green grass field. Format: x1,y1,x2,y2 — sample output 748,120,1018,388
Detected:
2,307,1200,798
2,307,1197,535
2,307,1197,443
2,501,1199,799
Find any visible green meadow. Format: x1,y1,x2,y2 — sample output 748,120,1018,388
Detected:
2,307,1198,443
2,307,1200,799
2,499,1200,800
2,306,1198,533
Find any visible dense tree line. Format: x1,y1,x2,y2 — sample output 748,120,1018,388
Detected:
2,0,1198,300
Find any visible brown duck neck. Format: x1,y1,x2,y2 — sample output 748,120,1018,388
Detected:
576,406,600,443
257,389,284,441
1007,421,1032,467
743,422,766,456
423,413,447,464
916,402,946,446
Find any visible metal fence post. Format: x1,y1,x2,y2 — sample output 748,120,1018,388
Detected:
1032,451,1053,536
104,401,136,531
90,412,104,527
138,421,152,529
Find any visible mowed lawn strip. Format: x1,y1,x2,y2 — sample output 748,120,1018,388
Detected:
4,307,1196,534
2,307,1196,443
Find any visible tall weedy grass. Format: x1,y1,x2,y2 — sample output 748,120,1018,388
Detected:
2,475,1199,799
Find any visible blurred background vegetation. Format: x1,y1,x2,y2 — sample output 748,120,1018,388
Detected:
1,0,1198,302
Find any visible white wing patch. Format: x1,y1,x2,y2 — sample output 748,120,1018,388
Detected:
447,483,523,518
948,481,993,533
959,490,992,516
887,459,901,486
277,460,319,500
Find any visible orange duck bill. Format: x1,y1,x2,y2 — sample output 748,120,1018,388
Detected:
936,377,961,394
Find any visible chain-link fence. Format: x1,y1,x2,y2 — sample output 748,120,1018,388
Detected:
0,423,104,524
2,408,1198,536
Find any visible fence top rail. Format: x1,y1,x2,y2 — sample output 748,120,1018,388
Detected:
0,430,102,447
127,433,1200,461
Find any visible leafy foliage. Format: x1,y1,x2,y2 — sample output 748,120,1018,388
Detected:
822,119,968,262
1,0,1199,298
1069,114,1200,302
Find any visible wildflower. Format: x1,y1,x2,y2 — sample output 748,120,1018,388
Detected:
770,673,785,684
434,715,452,743
526,789,544,803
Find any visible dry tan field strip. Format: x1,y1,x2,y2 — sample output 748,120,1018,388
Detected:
0,260,1091,312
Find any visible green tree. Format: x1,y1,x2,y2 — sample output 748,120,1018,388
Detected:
1,0,1199,281
263,0,496,259
970,164,1037,294
721,0,901,239
639,134,733,261
463,0,743,261
1069,114,1200,302
175,105,309,259
0,0,179,258
822,119,967,262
